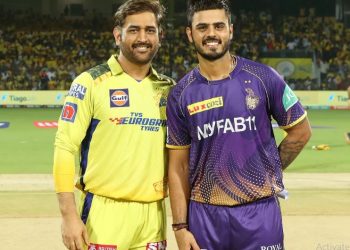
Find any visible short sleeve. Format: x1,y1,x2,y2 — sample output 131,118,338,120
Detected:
267,67,306,129
166,87,191,149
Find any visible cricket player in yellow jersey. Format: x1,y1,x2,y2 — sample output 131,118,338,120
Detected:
53,1,175,249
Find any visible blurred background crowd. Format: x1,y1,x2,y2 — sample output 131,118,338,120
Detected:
0,1,350,91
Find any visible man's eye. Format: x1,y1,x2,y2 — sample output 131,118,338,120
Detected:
216,24,225,30
147,29,156,34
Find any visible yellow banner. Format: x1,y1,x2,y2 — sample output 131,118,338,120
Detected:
261,58,312,79
295,91,349,108
0,91,67,105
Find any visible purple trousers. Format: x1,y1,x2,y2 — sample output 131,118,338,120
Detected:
189,196,284,250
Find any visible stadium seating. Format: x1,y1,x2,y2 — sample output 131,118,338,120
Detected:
0,8,349,90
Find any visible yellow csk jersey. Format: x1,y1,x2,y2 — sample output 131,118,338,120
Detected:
54,55,175,202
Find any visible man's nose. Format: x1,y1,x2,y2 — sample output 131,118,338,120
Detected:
137,29,147,42
207,25,216,36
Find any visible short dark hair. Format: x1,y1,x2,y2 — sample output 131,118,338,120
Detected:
114,0,165,28
187,0,231,26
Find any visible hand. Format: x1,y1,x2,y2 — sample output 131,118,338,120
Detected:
174,229,201,250
61,213,90,250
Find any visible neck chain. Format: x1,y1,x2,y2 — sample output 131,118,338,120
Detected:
198,55,237,83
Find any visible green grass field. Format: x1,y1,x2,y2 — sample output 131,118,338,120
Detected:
277,109,350,172
0,108,61,173
0,108,349,173
0,108,349,250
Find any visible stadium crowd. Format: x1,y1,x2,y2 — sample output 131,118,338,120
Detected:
0,7,349,90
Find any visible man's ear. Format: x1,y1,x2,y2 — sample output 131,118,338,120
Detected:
113,27,122,46
186,27,193,43
159,27,164,39
229,24,234,40
159,28,164,47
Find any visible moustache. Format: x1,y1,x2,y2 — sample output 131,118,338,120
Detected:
132,42,152,49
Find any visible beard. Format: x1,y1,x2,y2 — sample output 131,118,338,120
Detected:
119,41,159,65
192,36,230,61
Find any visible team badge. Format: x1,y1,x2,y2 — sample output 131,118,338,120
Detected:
153,89,168,107
159,97,167,107
245,88,259,110
110,89,129,107
61,102,77,122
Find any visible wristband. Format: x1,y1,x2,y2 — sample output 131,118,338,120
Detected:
172,223,188,231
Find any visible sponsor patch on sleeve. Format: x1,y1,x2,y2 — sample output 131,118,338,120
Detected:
61,102,78,123
68,83,87,100
282,85,298,111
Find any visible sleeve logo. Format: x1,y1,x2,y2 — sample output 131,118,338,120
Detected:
282,85,298,111
110,89,129,107
68,83,86,100
61,102,78,122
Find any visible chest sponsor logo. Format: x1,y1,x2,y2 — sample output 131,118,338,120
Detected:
0,122,10,129
61,102,77,123
110,89,129,107
34,121,58,128
110,112,166,132
88,244,117,250
146,240,167,250
187,96,223,115
197,116,257,140
68,83,86,100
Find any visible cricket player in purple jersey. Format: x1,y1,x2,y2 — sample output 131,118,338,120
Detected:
166,0,312,249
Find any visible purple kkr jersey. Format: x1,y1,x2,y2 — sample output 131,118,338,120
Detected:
166,57,306,206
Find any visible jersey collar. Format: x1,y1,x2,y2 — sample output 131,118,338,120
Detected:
107,55,161,80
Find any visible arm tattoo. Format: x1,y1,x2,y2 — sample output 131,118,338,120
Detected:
278,139,306,170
